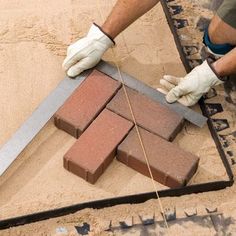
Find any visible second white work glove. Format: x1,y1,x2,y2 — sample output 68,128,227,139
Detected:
63,23,114,77
159,60,224,106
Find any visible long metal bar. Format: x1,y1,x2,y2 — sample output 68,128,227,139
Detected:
0,61,207,176
0,70,92,176
96,60,207,128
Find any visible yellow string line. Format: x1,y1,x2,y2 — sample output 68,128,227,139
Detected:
95,0,169,230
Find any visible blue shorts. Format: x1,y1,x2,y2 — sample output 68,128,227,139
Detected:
203,29,235,55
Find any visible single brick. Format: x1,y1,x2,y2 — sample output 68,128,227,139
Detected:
117,127,199,188
64,109,134,184
107,87,184,141
54,70,121,138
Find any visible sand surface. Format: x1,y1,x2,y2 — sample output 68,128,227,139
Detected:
0,0,235,235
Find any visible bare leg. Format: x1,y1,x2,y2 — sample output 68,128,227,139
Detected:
209,14,236,45
207,15,236,76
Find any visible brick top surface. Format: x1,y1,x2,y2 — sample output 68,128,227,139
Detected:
107,86,184,141
55,70,121,132
118,127,199,185
64,109,133,174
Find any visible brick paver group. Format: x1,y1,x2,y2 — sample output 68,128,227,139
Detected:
54,69,199,188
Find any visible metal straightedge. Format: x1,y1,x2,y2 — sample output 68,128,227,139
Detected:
96,61,207,127
0,61,207,176
0,70,92,176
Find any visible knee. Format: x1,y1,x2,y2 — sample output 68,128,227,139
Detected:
208,15,223,44
208,14,236,45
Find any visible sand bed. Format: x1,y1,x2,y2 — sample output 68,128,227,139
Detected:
0,116,227,219
0,0,235,235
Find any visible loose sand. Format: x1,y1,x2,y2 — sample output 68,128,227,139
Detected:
0,0,235,235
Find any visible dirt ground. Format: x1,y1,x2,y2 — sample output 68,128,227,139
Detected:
0,0,236,235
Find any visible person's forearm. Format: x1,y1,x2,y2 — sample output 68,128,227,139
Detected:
212,47,236,76
101,0,159,39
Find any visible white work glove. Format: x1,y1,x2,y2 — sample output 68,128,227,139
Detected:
159,60,223,106
63,23,114,77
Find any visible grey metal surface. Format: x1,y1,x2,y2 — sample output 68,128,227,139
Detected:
0,70,91,176
0,60,207,176
96,60,207,127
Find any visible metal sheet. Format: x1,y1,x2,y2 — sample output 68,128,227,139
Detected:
96,61,207,128
0,70,91,176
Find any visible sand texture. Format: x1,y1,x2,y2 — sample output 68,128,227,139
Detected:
0,0,235,235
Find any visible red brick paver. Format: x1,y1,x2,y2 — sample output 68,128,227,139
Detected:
117,127,199,188
54,70,121,138
107,87,184,141
64,109,134,184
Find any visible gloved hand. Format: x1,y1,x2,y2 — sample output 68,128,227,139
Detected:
159,60,223,106
63,23,114,77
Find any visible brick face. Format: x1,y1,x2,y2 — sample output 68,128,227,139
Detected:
107,87,184,141
117,127,199,188
54,70,121,138
64,109,134,184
